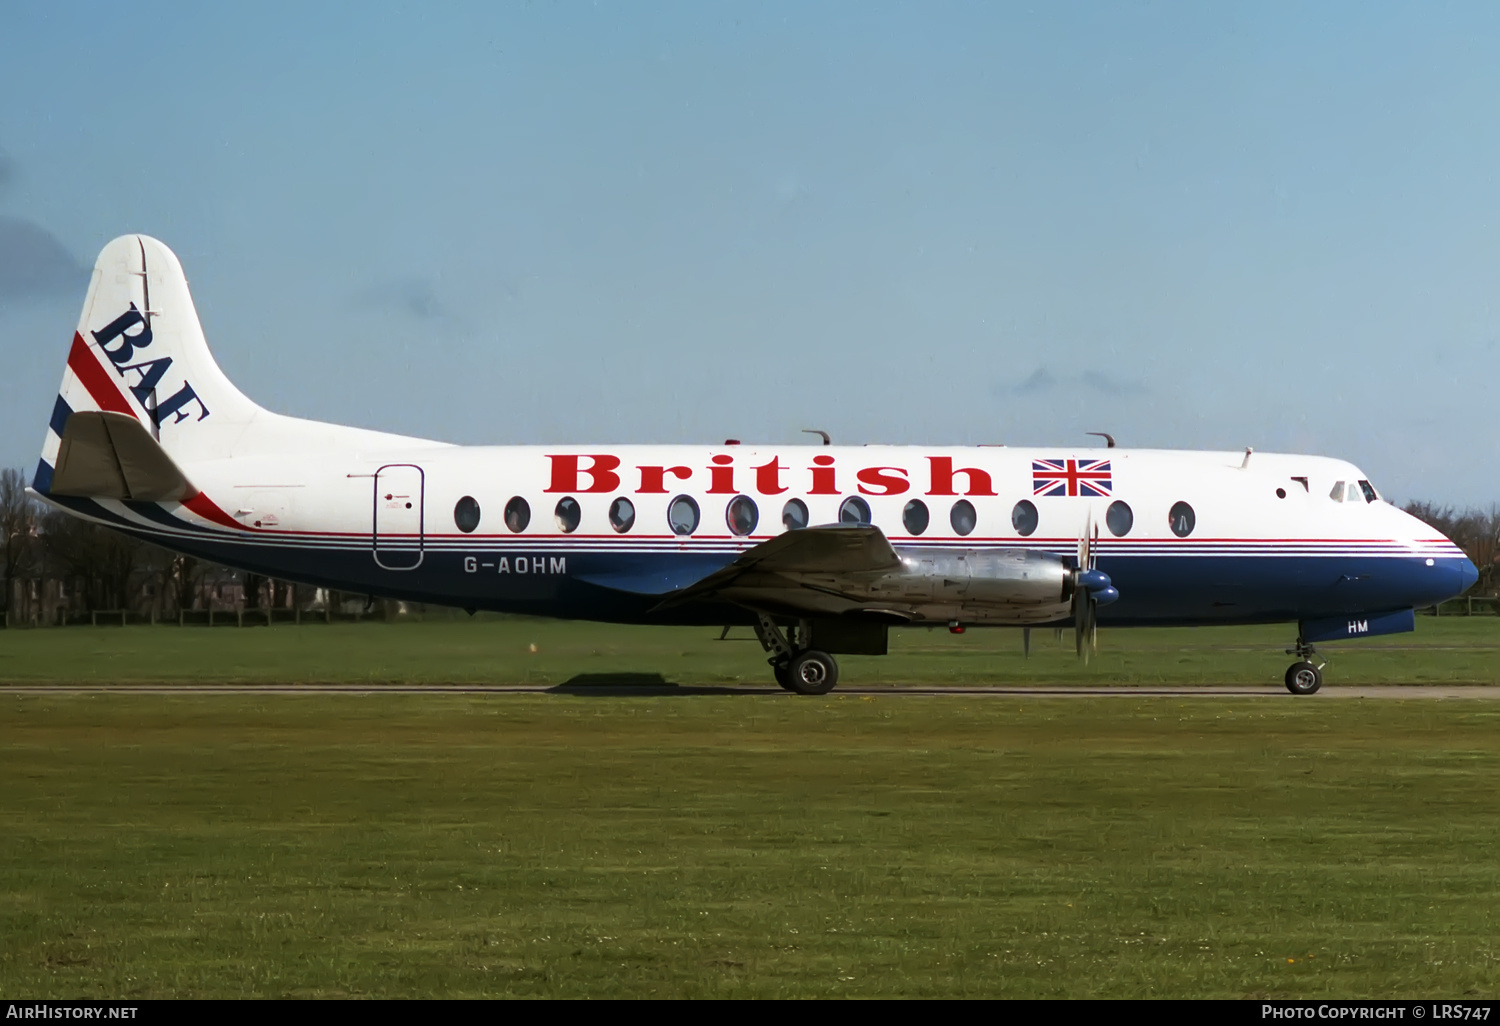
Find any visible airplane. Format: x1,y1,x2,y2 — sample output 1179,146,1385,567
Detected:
28,236,1478,695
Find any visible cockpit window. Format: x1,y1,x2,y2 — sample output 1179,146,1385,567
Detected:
1329,481,1345,502
1358,480,1378,503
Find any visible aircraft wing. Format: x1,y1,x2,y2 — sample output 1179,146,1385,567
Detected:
650,524,902,612
714,523,901,575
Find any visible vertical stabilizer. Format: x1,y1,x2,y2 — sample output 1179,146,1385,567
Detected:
38,235,264,489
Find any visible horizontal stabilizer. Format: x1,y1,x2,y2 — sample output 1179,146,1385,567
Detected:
50,411,198,502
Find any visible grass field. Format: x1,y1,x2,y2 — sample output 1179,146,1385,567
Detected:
1,614,1498,686
3,619,1500,998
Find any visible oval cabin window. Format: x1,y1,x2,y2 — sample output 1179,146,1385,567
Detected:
504,496,531,533
608,496,636,534
554,496,581,534
454,496,481,534
950,499,977,537
668,495,700,536
902,500,930,536
1106,500,1133,537
1168,501,1195,538
782,499,809,531
839,496,871,526
726,495,758,537
1011,500,1038,537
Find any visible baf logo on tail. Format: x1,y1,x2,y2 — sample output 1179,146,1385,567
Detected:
91,304,210,425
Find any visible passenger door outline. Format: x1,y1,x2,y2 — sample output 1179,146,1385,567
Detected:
373,464,424,571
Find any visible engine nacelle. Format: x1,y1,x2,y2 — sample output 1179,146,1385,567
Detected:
878,546,1070,605
793,546,1073,624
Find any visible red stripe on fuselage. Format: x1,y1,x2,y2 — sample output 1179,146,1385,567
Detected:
66,332,138,418
182,492,248,531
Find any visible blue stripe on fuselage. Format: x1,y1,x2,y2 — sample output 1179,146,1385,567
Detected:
43,513,1474,629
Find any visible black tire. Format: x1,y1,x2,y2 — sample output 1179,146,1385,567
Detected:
786,649,839,695
1285,661,1322,695
772,660,795,692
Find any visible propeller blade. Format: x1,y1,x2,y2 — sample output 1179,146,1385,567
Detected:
1089,520,1101,652
1072,584,1094,663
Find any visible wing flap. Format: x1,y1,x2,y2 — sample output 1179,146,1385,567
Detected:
51,411,198,502
734,523,902,574
652,524,900,610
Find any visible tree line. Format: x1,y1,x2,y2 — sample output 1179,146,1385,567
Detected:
1,467,296,625
3,465,1497,625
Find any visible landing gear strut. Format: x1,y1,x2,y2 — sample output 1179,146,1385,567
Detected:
1284,635,1325,695
754,613,839,695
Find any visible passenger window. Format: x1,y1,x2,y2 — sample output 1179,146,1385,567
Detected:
1329,481,1345,502
1011,500,1038,537
504,496,531,533
782,498,809,531
950,499,977,537
902,500,930,536
454,496,481,534
726,495,759,536
1106,500,1133,537
668,494,700,536
1358,480,1378,503
1168,501,1195,538
554,496,581,534
839,496,871,526
608,496,635,533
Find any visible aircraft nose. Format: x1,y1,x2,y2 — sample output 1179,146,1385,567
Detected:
1459,555,1479,593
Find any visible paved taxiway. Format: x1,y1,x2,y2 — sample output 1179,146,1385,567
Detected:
2,684,1497,698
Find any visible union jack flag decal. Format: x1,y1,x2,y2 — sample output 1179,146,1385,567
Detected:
1033,458,1113,497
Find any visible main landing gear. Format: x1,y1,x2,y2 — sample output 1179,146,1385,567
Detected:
755,614,839,695
1284,635,1325,695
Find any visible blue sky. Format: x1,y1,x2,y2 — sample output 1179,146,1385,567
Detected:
3,1,1497,504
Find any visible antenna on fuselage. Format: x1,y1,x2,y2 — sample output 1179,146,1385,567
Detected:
1241,447,1254,469
802,429,831,445
1086,432,1116,448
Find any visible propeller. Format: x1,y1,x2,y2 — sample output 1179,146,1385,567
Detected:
1073,515,1098,661
1071,515,1119,661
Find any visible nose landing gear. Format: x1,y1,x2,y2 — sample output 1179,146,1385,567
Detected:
755,613,840,695
1284,635,1325,695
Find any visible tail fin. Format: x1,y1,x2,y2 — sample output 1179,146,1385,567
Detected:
36,234,264,492
35,234,445,501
